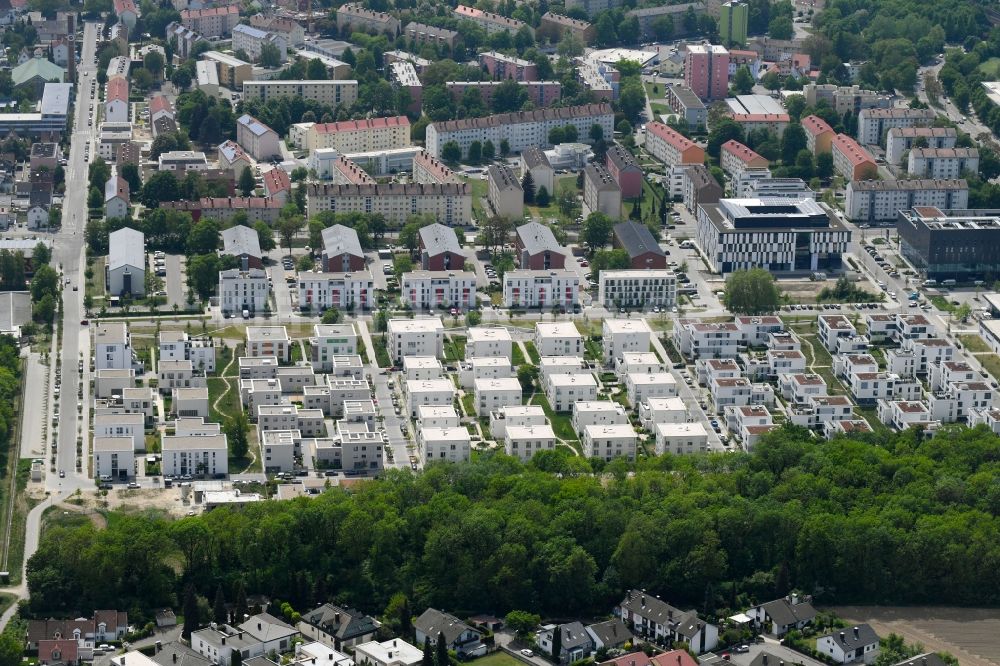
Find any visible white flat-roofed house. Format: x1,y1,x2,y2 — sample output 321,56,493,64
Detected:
786,394,853,430
419,427,471,464
309,324,357,371
535,322,584,356
929,380,994,422
173,387,209,418
735,315,784,346
655,422,709,455
403,356,443,381
767,349,806,378
583,423,637,461
219,269,269,317
928,360,977,392
467,327,513,359
260,429,297,473
846,372,920,405
638,396,687,429
240,378,283,414
572,400,628,436
388,318,444,363
538,356,588,381
474,377,522,416
833,353,879,380
158,359,206,394
239,356,279,379
710,376,753,414
459,357,514,389
95,368,135,399
161,433,228,476
93,437,136,480
779,373,828,403
489,404,547,438
625,372,677,407
615,352,664,379
159,330,217,373
246,326,291,363
95,322,140,371
602,319,652,361
416,405,461,429
343,400,378,429
818,314,857,352
545,372,598,411
93,412,144,451
405,379,455,418
353,639,423,666
673,321,741,359
505,424,557,461
907,338,956,376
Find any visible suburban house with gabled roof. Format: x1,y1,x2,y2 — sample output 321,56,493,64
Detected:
613,220,666,269
600,650,698,666
816,624,879,664
413,609,485,659
536,622,593,665
745,594,816,637
585,618,632,651
616,589,718,654
296,604,380,652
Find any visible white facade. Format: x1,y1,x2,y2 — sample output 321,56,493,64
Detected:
405,379,455,418
219,269,269,316
298,271,374,311
535,322,583,356
504,424,557,461
674,322,741,359
572,401,628,436
416,405,461,428
419,427,471,464
246,326,291,362
94,322,138,371
309,324,357,371
401,271,477,310
655,422,709,455
388,318,444,363
403,356,443,381
602,319,652,361
467,327,513,359
598,270,677,309
503,270,580,309
907,148,978,179
545,373,598,411
625,372,678,406
845,179,968,223
353,640,423,666
161,433,229,476
639,396,687,429
583,423,637,461
474,377,522,416
489,404,546,439
93,437,136,479
93,412,144,452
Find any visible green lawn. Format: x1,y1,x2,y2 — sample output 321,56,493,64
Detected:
959,334,991,354
512,343,526,366
979,57,1000,78
445,336,466,362
930,295,956,312
529,394,578,443
978,354,1000,380
373,335,391,368
524,341,540,364
461,393,476,417
470,653,523,666
208,376,240,423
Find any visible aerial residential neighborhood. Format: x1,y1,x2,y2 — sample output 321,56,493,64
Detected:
0,1,994,666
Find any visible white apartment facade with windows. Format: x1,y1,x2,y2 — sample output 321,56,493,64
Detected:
401,271,477,310
297,271,374,311
219,269,269,316
388,318,444,362
535,322,583,356
583,423,637,461
598,270,677,309
503,270,580,309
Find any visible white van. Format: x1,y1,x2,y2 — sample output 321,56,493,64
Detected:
923,279,938,287
679,240,694,249
942,279,957,287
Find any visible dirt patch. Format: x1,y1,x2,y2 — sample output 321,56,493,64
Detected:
829,606,1000,666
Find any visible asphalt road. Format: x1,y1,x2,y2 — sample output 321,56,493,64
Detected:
355,320,414,470
164,254,185,308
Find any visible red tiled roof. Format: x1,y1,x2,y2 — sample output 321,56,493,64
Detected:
802,114,834,137
149,94,173,116
721,139,767,166
832,133,875,167
646,121,698,151
106,76,128,102
263,169,291,195
181,5,237,18
312,116,410,134
201,197,282,209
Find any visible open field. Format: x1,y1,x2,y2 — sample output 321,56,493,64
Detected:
830,606,1000,666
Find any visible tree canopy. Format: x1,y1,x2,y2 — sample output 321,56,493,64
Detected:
723,268,782,315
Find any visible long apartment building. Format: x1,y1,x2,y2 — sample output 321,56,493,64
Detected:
857,107,936,145
404,22,459,50
503,270,580,309
412,150,460,185
336,3,401,35
845,179,969,223
886,127,958,165
297,271,374,311
425,103,613,159
664,83,707,128
180,5,239,37
241,80,359,107
598,270,677,309
402,271,477,310
907,147,979,179
389,61,422,114
446,80,561,108
831,133,877,180
306,183,472,226
540,12,595,44
302,116,410,153
644,121,705,167
478,51,538,81
454,5,530,35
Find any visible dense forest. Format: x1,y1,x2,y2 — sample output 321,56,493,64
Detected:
25,425,1000,625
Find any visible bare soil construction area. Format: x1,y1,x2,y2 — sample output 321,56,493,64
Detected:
830,606,1000,666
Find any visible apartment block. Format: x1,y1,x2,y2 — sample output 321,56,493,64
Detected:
857,107,935,146
583,424,637,461
306,183,471,227
685,44,729,101
401,271,477,310
297,271,374,312
503,270,579,309
535,321,583,357
388,318,444,362
845,179,968,223
242,80,359,108
885,126,957,165
644,121,704,168
598,270,677,310
907,148,979,179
